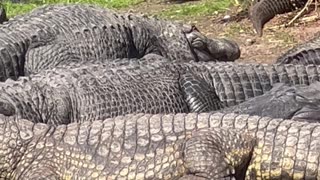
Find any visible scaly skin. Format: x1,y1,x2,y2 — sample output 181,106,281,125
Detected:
0,55,223,125
1,112,320,179
220,82,320,120
276,34,320,65
0,4,240,81
1,57,320,125
250,0,307,36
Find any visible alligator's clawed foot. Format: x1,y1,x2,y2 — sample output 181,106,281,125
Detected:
183,127,255,179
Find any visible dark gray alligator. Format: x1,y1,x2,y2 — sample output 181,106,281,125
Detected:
1,55,320,126
0,55,222,125
276,34,320,65
0,4,240,81
250,0,308,36
221,81,320,120
1,112,320,179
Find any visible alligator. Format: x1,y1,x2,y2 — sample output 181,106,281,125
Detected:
0,4,240,81
220,82,320,120
276,34,320,65
1,55,320,126
249,0,308,36
1,112,320,179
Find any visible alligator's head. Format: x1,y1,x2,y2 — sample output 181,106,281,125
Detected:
184,25,240,62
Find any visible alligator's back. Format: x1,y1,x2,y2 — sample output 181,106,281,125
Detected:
276,35,320,65
0,4,196,81
2,112,320,179
0,5,120,80
2,58,320,125
220,82,320,120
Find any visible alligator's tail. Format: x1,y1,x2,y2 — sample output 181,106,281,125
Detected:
249,0,308,36
276,48,320,65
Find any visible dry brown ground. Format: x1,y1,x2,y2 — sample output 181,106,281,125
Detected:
123,1,320,64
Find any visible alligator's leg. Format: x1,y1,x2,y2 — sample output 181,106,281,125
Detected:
179,71,224,112
182,127,255,179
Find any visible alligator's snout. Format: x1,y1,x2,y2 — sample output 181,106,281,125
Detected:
207,38,241,62
186,30,241,62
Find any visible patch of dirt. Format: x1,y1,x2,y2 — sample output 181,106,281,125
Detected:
123,1,320,64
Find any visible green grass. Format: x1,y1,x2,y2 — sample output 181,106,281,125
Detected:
3,0,238,19
157,0,233,19
3,0,144,17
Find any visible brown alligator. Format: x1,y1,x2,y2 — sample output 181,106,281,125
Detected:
1,112,320,179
